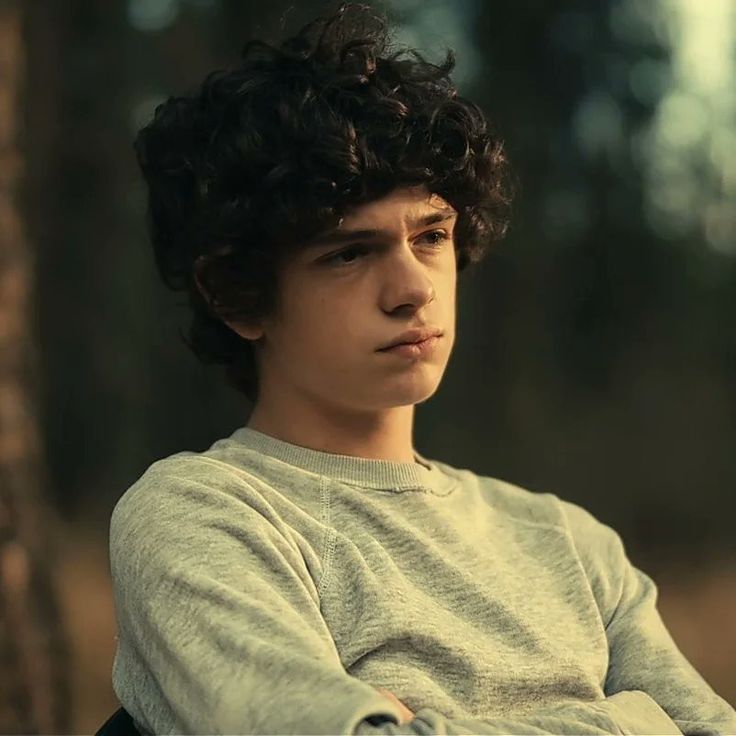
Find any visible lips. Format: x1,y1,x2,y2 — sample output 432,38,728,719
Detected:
392,337,431,348
379,334,442,358
378,327,443,351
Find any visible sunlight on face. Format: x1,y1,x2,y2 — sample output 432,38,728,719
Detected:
255,185,458,414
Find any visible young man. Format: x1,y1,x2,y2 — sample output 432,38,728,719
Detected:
109,3,736,734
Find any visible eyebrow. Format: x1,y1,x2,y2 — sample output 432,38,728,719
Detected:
307,209,457,248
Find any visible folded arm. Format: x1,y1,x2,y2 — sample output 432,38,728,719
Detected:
110,469,734,734
361,690,681,734
558,499,736,736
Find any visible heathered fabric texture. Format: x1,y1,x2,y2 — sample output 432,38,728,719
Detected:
109,426,736,735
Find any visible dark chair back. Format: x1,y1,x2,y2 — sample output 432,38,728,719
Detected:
95,707,141,736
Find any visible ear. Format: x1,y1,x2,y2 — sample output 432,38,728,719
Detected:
194,255,265,342
224,321,265,342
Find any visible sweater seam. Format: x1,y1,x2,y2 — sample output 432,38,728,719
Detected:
549,494,609,632
496,505,608,630
317,475,337,600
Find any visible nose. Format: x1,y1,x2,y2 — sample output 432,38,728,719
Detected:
379,245,437,314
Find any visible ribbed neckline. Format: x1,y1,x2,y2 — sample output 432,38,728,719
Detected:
228,426,458,495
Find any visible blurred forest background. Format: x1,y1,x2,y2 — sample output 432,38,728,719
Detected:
1,0,735,732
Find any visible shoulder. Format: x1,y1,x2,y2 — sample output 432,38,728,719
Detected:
434,458,630,612
446,459,624,550
486,472,631,622
431,458,579,531
111,433,274,522
486,471,627,569
108,444,279,572
111,451,232,527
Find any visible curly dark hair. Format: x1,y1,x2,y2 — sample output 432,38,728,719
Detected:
134,2,513,404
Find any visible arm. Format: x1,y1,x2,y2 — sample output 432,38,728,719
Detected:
361,690,682,734
110,468,410,734
117,468,641,736
109,465,689,735
559,499,736,736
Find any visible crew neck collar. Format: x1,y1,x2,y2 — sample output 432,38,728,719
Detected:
228,426,458,495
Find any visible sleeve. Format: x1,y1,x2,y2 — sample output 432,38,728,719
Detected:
558,498,736,736
110,469,407,735
357,691,685,734
111,467,692,736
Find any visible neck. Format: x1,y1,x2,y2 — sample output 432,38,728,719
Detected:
246,396,418,464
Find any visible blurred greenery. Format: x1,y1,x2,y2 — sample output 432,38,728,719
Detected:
25,0,736,572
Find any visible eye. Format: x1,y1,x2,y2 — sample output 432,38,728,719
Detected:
322,231,450,267
324,245,371,266
419,230,450,246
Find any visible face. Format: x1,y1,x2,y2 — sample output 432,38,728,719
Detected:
242,185,458,416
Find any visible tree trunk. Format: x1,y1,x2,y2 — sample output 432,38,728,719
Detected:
0,1,70,732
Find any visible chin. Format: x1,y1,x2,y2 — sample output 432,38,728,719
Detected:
378,376,443,408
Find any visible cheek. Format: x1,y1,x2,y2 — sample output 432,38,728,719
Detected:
277,295,346,355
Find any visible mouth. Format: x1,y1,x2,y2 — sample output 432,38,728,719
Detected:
377,328,444,352
377,334,442,358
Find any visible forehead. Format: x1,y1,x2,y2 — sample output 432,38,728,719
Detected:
339,186,454,226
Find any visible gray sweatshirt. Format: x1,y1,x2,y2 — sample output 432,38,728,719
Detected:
109,426,736,735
